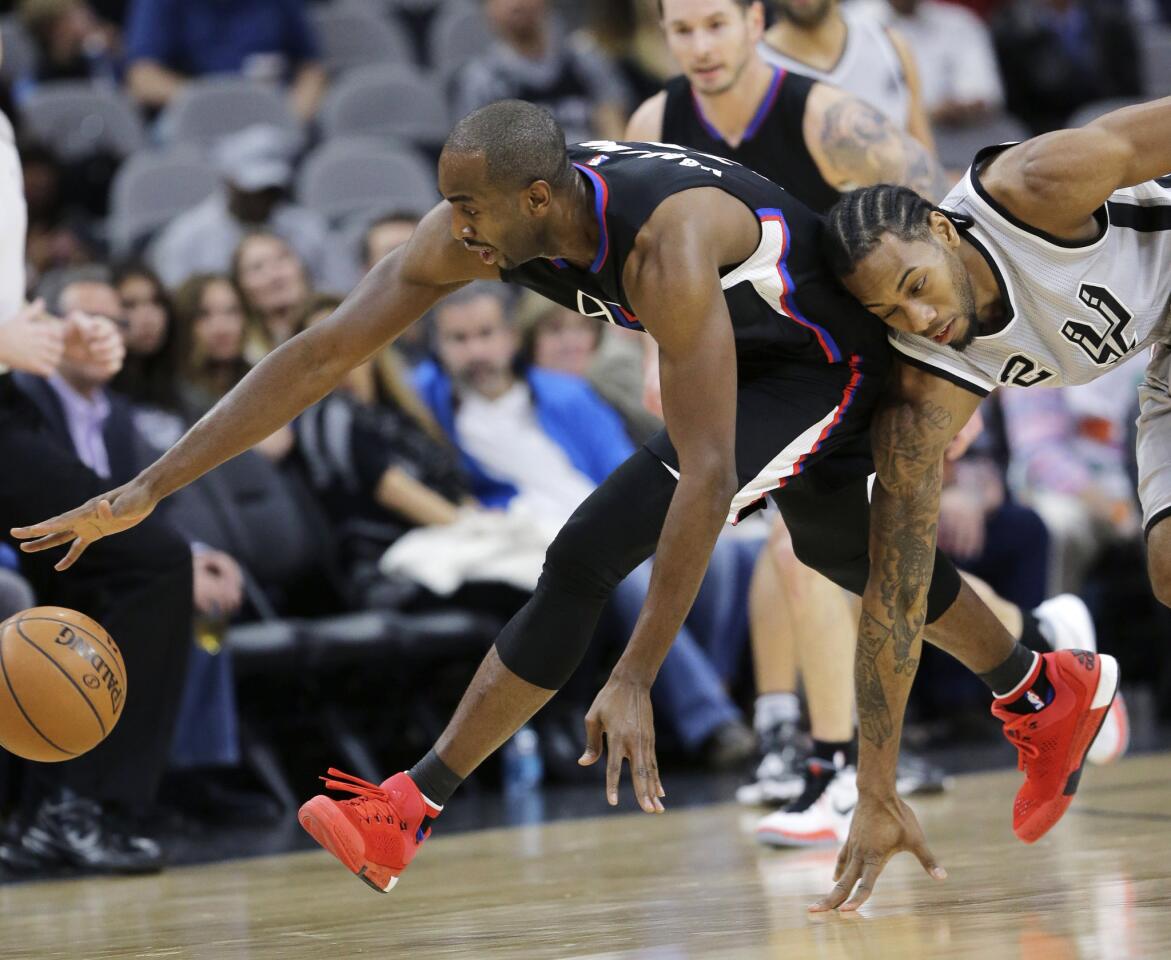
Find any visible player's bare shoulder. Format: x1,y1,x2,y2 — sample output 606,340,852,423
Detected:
625,90,667,141
396,201,503,288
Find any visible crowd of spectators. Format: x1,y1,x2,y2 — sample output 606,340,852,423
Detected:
0,0,1168,877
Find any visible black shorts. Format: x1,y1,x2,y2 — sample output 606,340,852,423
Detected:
645,354,884,524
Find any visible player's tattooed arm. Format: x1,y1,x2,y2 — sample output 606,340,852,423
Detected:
806,83,948,201
856,363,980,786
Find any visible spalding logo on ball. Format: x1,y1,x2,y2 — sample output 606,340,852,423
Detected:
0,607,126,762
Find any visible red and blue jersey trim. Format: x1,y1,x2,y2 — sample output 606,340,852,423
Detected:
755,206,842,364
572,162,611,273
777,354,864,491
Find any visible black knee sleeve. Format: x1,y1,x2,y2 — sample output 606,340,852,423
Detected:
495,448,676,690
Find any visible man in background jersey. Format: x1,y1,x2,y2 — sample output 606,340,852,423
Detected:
630,0,942,210
813,95,1170,910
12,102,1105,911
760,0,935,153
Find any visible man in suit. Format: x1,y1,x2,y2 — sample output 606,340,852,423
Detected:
1,268,196,875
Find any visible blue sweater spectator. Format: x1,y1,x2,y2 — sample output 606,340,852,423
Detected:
414,360,633,511
124,0,327,121
416,284,758,768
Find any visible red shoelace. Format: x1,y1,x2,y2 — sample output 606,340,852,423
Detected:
1002,718,1041,771
320,768,398,824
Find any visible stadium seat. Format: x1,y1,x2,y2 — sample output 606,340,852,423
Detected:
296,137,438,224
935,112,1030,172
428,1,490,78
107,147,221,256
1142,28,1171,97
318,63,450,146
19,82,146,161
310,5,416,74
157,76,302,147
0,16,38,84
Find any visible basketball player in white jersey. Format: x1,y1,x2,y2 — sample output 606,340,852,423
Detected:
812,95,1171,910
759,0,935,153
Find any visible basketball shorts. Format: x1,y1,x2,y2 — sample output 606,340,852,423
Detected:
645,355,882,525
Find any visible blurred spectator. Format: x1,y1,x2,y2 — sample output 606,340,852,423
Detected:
231,229,312,358
363,211,419,273
992,0,1142,134
171,272,254,417
585,0,675,105
16,0,120,97
123,0,326,121
21,140,96,288
415,284,756,766
451,0,631,142
148,125,346,292
520,298,661,445
939,397,1050,610
361,212,432,366
1001,360,1145,595
293,293,472,578
110,261,185,442
853,0,1005,125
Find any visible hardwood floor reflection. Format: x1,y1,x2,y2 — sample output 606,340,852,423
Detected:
2,753,1170,959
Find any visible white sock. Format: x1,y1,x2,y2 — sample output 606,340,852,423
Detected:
754,691,800,735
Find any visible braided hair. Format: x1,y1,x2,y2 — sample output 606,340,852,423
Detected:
823,185,936,279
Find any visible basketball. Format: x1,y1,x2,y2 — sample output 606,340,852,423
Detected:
0,607,126,763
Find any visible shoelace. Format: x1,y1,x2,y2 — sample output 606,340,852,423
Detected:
1002,720,1041,771
320,768,399,826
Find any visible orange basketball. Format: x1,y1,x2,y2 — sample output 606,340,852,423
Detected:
0,607,127,762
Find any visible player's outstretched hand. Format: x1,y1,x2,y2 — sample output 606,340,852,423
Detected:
579,670,666,814
11,479,158,571
810,791,946,913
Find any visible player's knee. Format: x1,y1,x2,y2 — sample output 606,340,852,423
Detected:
541,513,619,600
1148,528,1171,609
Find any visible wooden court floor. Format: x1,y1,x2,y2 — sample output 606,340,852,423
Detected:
2,753,1170,960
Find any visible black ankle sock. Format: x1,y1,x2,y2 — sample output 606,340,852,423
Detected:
979,642,1037,696
981,644,1056,714
811,738,855,766
1018,611,1048,652
407,750,463,808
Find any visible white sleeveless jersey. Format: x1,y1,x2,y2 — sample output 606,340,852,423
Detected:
757,6,910,130
888,145,1171,396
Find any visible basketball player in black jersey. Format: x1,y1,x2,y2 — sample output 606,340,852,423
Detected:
628,0,942,213
13,101,1089,910
631,0,954,818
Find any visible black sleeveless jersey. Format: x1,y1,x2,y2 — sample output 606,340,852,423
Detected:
499,142,888,375
661,69,840,215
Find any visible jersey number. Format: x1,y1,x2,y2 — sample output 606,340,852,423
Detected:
1061,282,1135,367
998,354,1056,387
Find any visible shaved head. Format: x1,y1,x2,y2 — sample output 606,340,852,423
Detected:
442,100,573,191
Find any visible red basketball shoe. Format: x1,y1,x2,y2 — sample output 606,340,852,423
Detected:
992,650,1119,844
298,769,441,893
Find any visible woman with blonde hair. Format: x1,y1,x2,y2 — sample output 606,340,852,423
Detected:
231,229,313,360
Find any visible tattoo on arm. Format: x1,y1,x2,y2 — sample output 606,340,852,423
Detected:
820,96,947,200
857,612,895,747
857,398,953,750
